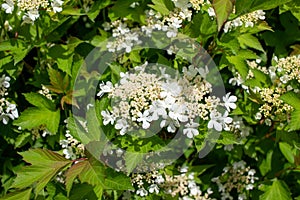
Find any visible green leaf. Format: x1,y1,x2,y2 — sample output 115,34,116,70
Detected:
0,39,31,64
0,188,32,200
23,92,56,111
11,149,71,196
87,0,111,21
250,0,293,12
13,107,60,134
148,0,174,15
51,37,82,76
65,161,87,196
279,142,295,164
69,184,98,200
212,0,234,31
15,132,31,149
280,1,300,22
61,6,85,16
105,169,134,190
238,34,264,52
86,108,102,142
236,0,293,15
77,157,106,189
280,92,300,110
124,151,144,174
260,179,292,200
259,150,273,176
287,110,300,131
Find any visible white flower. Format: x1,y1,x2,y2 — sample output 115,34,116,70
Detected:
1,0,14,14
155,175,165,184
280,74,289,84
183,65,198,79
197,65,209,79
27,10,40,21
221,111,233,126
255,112,262,120
136,187,148,196
63,147,76,159
180,166,188,173
129,2,140,8
248,169,256,176
115,119,128,135
223,92,237,111
166,27,178,38
238,193,247,200
207,7,215,17
51,0,63,13
101,110,115,125
245,21,254,27
149,184,159,194
160,116,179,133
169,104,188,122
148,101,167,120
170,17,182,28
0,75,11,88
97,81,113,97
233,160,246,170
245,184,254,190
59,139,69,148
161,81,182,98
183,122,199,138
208,111,222,131
137,110,152,129
1,114,9,124
190,185,201,196
6,103,18,119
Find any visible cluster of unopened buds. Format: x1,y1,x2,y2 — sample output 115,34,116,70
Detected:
124,166,213,199
223,9,265,32
59,130,85,160
212,160,258,200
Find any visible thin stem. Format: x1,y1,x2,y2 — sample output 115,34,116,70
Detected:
35,21,41,68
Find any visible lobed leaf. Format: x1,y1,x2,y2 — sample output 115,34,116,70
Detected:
260,179,292,200
13,107,60,134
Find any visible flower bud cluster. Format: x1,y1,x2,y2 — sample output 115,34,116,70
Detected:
212,161,258,200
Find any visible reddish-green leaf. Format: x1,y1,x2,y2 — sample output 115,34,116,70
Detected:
65,161,87,196
47,68,69,94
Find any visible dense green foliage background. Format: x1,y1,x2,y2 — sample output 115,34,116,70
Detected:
1,0,300,199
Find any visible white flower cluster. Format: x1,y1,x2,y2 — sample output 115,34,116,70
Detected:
142,8,192,38
224,9,265,33
126,166,213,199
1,0,64,24
99,63,237,137
60,130,85,160
38,84,52,100
212,161,258,200
230,56,299,126
0,75,18,125
104,20,142,53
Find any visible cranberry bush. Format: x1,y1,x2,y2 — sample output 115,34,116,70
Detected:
1,0,300,199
